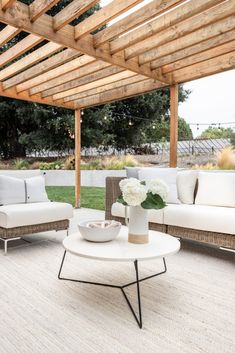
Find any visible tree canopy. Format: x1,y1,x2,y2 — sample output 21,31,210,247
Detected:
200,126,233,139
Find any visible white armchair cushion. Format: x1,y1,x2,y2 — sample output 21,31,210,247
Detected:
0,175,25,205
164,203,235,235
195,172,235,207
26,176,49,203
177,170,198,204
138,168,180,204
111,202,164,224
0,202,73,228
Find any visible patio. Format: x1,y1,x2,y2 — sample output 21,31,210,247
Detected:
0,208,234,353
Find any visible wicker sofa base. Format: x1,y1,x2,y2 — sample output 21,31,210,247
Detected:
0,219,69,240
109,215,235,249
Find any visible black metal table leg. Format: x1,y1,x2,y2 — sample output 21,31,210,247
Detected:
58,252,167,329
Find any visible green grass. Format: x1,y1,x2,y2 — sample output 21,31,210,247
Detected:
46,186,105,211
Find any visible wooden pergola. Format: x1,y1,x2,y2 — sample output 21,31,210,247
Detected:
0,0,235,207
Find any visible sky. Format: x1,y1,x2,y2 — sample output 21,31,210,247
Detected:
100,0,235,137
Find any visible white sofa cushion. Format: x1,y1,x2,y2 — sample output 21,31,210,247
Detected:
0,202,73,228
195,172,235,207
138,168,180,204
111,202,164,224
164,203,235,235
0,175,25,205
26,176,49,203
177,170,198,204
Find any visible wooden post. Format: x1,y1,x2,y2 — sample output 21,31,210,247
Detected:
169,84,178,168
75,109,81,208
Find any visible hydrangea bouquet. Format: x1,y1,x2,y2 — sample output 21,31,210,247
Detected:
117,178,169,244
117,177,168,209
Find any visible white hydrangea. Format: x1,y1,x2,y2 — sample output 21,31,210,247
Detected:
147,178,169,201
119,178,147,206
119,178,140,192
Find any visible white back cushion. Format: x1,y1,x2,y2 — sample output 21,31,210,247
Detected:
177,170,198,204
195,172,235,207
138,168,180,204
0,175,25,205
26,176,49,203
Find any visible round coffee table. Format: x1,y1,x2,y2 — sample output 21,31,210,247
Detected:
58,226,180,328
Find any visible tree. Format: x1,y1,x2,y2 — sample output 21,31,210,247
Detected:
200,127,233,139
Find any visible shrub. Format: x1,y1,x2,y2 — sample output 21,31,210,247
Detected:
14,159,29,170
64,155,75,170
192,163,217,170
39,161,64,170
31,161,41,169
216,146,235,169
102,155,139,170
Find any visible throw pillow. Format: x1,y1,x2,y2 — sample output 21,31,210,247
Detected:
177,170,198,204
0,175,26,205
125,167,141,179
195,172,235,207
138,168,180,204
25,176,49,203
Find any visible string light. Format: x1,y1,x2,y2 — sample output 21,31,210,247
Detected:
104,115,107,120
129,120,133,126
152,125,156,129
81,110,84,116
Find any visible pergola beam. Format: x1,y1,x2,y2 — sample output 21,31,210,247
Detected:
53,0,99,31
29,0,60,22
124,0,231,60
111,0,224,55
74,0,142,40
0,34,42,68
0,25,20,46
53,70,136,100
64,75,147,102
139,15,235,65
1,0,15,10
29,60,110,96
2,48,79,90
42,64,121,98
0,0,167,83
94,0,183,47
75,79,166,108
0,42,62,81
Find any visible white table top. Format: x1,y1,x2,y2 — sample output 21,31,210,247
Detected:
63,226,180,262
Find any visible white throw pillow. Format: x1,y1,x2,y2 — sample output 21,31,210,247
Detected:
195,172,235,207
138,168,180,204
0,175,25,205
25,176,49,203
177,170,198,204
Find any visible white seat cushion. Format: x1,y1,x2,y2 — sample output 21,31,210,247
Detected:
0,202,73,229
111,202,164,224
164,204,235,235
177,170,198,204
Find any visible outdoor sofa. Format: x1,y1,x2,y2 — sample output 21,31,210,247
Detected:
0,171,73,254
106,169,235,250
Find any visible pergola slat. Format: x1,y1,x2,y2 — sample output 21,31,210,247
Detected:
0,42,62,81
42,65,122,98
1,0,15,10
53,70,137,100
150,30,235,70
0,34,42,68
170,51,235,83
2,48,80,90
139,15,235,65
94,0,183,47
111,0,224,54
64,75,146,102
30,0,60,22
0,25,20,46
16,55,95,93
0,0,166,82
53,0,99,31
74,0,142,40
162,40,235,74
28,60,109,96
75,79,165,108
124,0,234,60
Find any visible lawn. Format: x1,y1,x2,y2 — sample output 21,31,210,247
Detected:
46,186,105,210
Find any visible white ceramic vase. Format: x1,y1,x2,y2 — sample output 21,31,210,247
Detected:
125,206,149,244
